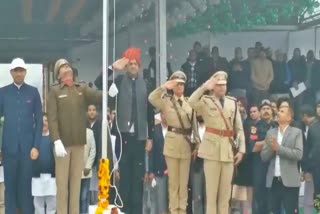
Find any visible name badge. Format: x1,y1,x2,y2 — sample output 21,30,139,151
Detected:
58,94,68,98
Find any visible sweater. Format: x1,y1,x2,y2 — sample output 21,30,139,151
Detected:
33,135,55,177
251,58,274,91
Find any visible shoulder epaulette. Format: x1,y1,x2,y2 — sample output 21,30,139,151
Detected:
225,95,236,101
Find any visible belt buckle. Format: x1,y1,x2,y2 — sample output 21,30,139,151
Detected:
172,128,176,132
219,130,224,136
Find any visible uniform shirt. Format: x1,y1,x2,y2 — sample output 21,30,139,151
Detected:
274,125,288,177
188,86,245,162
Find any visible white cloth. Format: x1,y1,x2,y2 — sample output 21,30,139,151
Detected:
162,124,167,138
32,174,56,196
198,124,206,141
274,126,289,177
54,140,67,157
0,166,4,183
34,196,56,214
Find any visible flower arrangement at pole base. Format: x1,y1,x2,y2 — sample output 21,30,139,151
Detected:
96,159,110,214
314,194,320,212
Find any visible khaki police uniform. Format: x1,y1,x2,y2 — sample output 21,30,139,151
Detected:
188,71,245,214
148,71,197,214
47,59,102,214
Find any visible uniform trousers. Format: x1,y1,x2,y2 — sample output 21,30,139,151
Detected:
204,159,233,214
0,182,4,214
55,145,84,214
165,156,191,214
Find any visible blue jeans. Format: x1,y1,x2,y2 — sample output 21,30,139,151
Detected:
80,178,91,214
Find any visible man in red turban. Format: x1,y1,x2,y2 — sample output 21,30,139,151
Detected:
94,47,154,214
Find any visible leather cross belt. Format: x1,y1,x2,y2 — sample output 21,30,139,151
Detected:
205,127,234,137
168,126,192,135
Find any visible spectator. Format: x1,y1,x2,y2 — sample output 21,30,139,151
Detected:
270,49,291,95
209,46,229,74
80,128,96,214
181,49,201,96
193,41,202,56
300,105,317,214
145,46,173,88
251,100,277,214
228,47,251,99
251,48,274,104
261,106,303,214
32,114,56,214
306,50,320,103
0,58,43,214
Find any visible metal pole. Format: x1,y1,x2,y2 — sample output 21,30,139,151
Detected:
155,0,167,86
102,0,109,159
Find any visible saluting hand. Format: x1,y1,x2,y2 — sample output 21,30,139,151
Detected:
203,78,216,90
112,57,129,71
163,79,178,90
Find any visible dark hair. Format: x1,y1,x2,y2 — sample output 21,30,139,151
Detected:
276,97,293,109
300,104,316,117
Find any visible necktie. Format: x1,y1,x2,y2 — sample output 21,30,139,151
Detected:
178,99,183,107
219,98,224,108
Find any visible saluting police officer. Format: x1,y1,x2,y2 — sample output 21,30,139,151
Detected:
47,59,102,214
148,71,199,214
188,71,245,214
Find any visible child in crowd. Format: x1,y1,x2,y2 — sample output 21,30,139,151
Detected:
32,114,56,214
80,128,96,214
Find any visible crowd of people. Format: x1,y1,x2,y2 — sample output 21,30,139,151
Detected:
0,39,320,214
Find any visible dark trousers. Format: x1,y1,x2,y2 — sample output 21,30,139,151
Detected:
312,168,320,196
252,160,269,214
3,153,34,214
80,178,91,214
269,177,299,214
119,133,145,214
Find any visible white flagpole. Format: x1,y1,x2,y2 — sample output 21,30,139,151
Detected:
102,0,109,159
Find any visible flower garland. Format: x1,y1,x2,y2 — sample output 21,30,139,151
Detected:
96,159,110,214
314,194,320,212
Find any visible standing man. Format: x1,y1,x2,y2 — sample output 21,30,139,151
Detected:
261,106,303,213
188,71,245,214
95,47,154,214
47,59,102,214
0,58,43,214
149,71,199,214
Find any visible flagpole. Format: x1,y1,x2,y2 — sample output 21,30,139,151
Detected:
102,0,109,159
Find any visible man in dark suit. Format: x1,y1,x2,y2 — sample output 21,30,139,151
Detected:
302,105,320,198
261,106,303,213
0,58,43,214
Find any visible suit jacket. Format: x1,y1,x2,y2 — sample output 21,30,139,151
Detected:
304,119,320,170
0,83,43,155
261,126,303,188
188,86,245,162
150,124,167,176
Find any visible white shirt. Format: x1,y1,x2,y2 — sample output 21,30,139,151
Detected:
198,124,206,141
274,126,289,177
304,126,309,139
162,124,168,138
14,82,23,89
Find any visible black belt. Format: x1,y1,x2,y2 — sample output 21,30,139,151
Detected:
168,126,192,135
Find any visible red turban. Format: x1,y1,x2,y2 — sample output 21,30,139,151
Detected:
122,47,141,66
